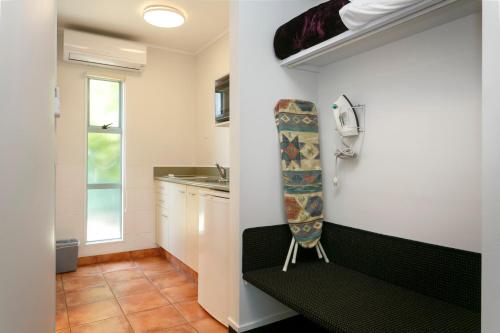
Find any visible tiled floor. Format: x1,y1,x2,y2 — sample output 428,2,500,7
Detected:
56,256,226,333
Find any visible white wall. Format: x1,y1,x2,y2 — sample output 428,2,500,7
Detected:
0,0,57,331
482,1,500,331
318,13,481,252
56,46,197,256
229,1,322,331
195,34,230,167
229,2,482,331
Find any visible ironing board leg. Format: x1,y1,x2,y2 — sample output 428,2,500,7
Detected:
318,241,330,263
282,237,296,272
315,244,323,259
292,242,299,264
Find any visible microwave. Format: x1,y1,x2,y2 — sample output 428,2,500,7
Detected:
215,75,229,123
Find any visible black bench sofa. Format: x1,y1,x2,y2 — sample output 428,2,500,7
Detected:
242,222,480,333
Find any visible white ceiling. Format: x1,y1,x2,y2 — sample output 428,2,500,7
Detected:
58,0,229,54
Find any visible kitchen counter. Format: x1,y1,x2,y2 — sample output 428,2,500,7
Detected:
155,176,229,192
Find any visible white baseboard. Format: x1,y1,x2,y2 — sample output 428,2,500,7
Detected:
228,310,297,332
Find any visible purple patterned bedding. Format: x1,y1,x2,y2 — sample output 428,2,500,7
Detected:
273,0,350,60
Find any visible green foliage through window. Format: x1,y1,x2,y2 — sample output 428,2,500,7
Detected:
87,77,123,243
87,133,121,184
89,79,120,128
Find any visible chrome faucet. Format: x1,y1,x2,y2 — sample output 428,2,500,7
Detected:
215,163,227,182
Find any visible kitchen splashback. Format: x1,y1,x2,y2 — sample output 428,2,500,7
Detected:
153,166,230,178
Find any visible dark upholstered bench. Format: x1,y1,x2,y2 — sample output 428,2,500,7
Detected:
242,222,480,333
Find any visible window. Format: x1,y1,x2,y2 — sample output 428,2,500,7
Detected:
86,77,123,243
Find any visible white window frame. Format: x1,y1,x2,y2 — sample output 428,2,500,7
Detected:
85,75,125,244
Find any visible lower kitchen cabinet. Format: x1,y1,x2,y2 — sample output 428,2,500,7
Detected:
168,183,187,263
155,180,230,323
185,186,199,271
154,181,200,272
156,205,169,249
155,181,169,249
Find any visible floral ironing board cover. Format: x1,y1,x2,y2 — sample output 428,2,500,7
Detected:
274,99,323,248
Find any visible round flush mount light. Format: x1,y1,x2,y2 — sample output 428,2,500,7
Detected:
143,5,185,28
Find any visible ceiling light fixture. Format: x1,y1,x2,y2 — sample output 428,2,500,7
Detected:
143,5,185,28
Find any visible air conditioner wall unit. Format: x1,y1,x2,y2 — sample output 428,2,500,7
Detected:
63,30,147,71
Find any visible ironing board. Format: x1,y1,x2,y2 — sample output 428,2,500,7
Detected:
274,99,329,271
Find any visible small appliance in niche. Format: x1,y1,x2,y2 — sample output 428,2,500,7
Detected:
215,74,229,124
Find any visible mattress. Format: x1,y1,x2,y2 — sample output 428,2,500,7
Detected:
273,0,349,60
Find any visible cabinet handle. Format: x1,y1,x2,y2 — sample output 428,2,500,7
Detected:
162,214,168,218
178,190,185,194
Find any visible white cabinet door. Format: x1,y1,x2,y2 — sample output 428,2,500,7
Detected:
168,183,187,262
155,202,160,245
158,205,169,250
155,181,203,272
198,190,230,325
155,180,170,250
185,186,199,271
155,204,162,246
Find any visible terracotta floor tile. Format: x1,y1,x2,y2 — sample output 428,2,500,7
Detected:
127,305,187,332
99,260,136,273
135,257,175,273
161,283,197,303
109,277,156,297
56,292,66,312
56,328,70,333
143,269,174,279
63,264,101,278
150,270,189,289
151,324,197,332
65,285,114,307
70,315,133,333
67,299,122,327
54,254,203,333
117,290,169,314
63,274,106,292
174,301,210,322
104,268,144,283
56,308,69,330
56,278,64,293
190,317,226,333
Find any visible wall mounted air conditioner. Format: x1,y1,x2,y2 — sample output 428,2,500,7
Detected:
63,30,147,71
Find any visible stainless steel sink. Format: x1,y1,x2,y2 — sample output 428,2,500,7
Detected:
167,175,208,180
160,175,229,190
193,178,228,184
